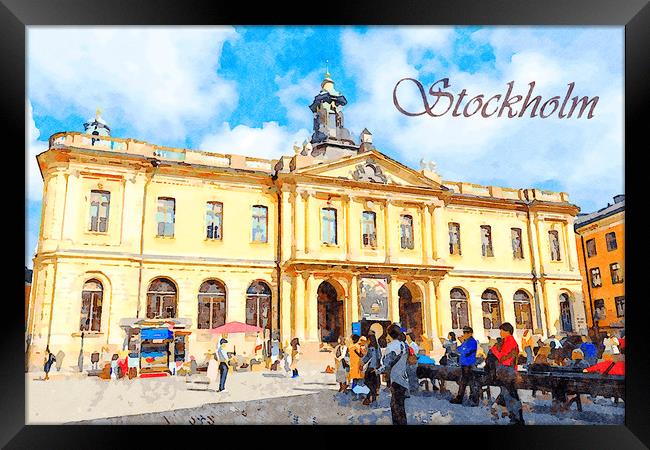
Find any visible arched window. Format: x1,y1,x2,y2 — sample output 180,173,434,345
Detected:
246,281,272,330
197,280,226,329
450,288,469,330
80,279,103,332
481,289,502,329
147,278,177,319
513,290,533,330
559,293,573,332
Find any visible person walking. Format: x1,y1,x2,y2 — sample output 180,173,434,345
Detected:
334,336,349,392
110,354,119,380
490,322,525,425
362,333,382,405
521,330,534,366
378,324,410,425
290,337,301,378
43,347,56,380
450,326,479,406
217,338,230,392
270,336,280,371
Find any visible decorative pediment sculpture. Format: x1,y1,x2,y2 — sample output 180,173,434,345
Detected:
351,158,388,184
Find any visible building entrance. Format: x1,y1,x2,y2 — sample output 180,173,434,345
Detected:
398,284,424,341
317,281,344,343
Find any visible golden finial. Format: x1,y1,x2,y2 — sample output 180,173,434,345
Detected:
325,59,330,79
95,107,102,119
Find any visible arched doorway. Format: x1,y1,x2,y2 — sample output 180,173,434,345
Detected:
317,281,344,343
246,281,272,331
147,277,177,319
80,279,103,332
398,284,423,340
559,293,573,332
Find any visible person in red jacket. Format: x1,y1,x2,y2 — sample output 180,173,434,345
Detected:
490,322,525,425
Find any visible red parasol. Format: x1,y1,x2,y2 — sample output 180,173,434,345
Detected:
209,321,263,334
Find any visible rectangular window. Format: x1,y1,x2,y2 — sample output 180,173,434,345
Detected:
362,211,377,248
251,205,268,243
615,296,625,317
586,238,597,257
594,298,606,321
400,215,414,249
156,197,175,237
511,228,523,259
206,201,223,240
321,208,337,245
610,262,624,284
89,190,110,232
480,225,493,257
549,230,561,261
590,267,602,288
448,222,461,255
606,232,618,251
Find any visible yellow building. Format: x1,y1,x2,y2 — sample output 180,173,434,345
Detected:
26,73,586,369
575,196,625,332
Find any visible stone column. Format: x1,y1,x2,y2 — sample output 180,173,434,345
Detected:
280,274,293,341
294,190,305,258
280,188,293,262
305,274,318,341
303,191,313,255
293,273,306,340
41,168,68,249
431,201,445,260
347,195,360,260
564,218,579,272
527,210,547,335
384,199,395,263
349,275,359,322
469,288,487,343
425,279,440,341
389,277,400,323
61,170,80,242
420,204,432,264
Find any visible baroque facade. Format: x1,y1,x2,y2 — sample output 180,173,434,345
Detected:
26,73,586,368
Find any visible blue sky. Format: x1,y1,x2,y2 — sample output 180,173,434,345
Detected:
26,26,624,267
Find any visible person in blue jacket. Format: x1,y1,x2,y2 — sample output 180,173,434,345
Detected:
450,326,480,406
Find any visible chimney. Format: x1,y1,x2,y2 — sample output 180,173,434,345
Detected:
613,194,625,204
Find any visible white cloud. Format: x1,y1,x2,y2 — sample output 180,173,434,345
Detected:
199,122,310,160
340,26,624,212
28,27,240,143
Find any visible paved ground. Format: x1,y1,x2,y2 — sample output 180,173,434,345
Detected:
28,358,624,425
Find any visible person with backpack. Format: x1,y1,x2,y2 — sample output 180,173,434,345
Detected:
378,324,410,425
43,347,56,380
490,322,525,425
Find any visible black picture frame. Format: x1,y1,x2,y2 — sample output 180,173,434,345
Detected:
3,0,647,447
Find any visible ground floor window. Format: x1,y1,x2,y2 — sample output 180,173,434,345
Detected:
513,290,533,330
481,289,502,329
246,281,272,330
80,279,103,332
147,278,177,319
197,279,226,329
450,288,469,330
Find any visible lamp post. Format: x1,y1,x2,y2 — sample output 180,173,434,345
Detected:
78,332,85,372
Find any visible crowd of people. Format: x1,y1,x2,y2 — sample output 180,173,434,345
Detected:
324,322,626,425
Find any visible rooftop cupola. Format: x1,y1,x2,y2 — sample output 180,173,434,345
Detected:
305,68,359,161
83,108,111,138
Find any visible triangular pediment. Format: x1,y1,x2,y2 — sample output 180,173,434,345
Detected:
294,150,446,190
